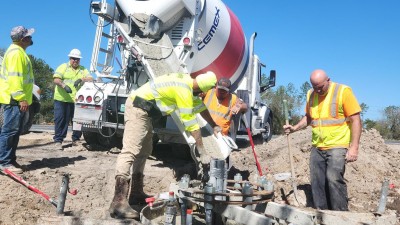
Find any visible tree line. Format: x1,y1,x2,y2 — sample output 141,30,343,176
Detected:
1,50,399,140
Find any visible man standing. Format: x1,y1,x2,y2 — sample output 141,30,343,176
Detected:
109,72,220,219
283,69,362,211
53,49,93,150
203,78,248,137
0,26,35,174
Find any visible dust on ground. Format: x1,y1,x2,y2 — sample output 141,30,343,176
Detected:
0,128,399,224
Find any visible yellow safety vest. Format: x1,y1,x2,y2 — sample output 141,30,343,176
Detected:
307,82,351,148
130,73,206,132
53,63,90,103
0,44,34,105
204,88,237,135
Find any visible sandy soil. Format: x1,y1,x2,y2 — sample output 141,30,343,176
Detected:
0,128,399,224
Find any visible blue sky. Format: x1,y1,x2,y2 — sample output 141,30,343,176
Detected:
1,1,399,120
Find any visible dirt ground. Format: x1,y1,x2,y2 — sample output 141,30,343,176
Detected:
0,127,399,224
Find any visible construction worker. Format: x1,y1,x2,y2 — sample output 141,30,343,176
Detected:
109,72,220,219
52,49,93,150
0,26,35,174
283,69,362,211
203,78,248,137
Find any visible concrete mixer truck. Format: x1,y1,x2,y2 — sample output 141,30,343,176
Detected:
72,0,276,149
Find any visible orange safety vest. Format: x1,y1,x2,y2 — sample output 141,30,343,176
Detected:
204,88,237,135
307,82,351,149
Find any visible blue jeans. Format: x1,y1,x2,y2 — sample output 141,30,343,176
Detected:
53,100,82,143
0,104,25,166
310,147,348,211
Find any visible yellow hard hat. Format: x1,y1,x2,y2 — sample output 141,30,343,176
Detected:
196,71,217,92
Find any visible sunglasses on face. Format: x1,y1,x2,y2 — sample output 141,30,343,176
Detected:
70,57,80,61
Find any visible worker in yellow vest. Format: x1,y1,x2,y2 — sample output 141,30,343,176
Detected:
0,26,35,174
52,49,93,150
203,78,248,136
109,71,220,219
284,69,362,211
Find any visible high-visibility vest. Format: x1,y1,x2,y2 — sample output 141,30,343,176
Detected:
0,44,34,105
204,88,237,135
130,73,206,132
307,82,351,148
53,63,90,103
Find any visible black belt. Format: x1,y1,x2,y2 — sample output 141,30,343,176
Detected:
9,98,19,106
132,96,162,119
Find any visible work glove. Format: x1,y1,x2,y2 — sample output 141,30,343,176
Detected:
63,85,72,93
74,79,82,88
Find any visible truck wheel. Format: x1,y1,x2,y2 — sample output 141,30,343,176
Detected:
0,107,32,134
20,98,40,135
152,133,160,146
252,116,273,144
83,130,122,150
20,106,35,135
261,116,273,142
83,132,99,148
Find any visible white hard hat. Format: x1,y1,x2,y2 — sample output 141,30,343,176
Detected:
68,49,82,59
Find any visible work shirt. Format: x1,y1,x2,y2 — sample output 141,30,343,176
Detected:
204,88,238,135
53,63,90,103
0,44,34,105
306,82,361,149
130,73,206,132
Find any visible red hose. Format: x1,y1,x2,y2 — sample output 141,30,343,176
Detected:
3,168,57,207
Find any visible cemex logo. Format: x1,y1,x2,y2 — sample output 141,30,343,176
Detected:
198,7,220,51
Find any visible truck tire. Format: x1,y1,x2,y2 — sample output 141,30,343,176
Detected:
83,131,99,147
0,101,39,135
20,106,35,135
83,130,122,150
261,116,273,142
253,116,273,144
152,133,160,146
21,97,41,135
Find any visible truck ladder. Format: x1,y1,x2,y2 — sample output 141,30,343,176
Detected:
90,0,117,78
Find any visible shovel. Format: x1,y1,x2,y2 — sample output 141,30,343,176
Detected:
283,99,303,206
242,114,263,176
1,168,77,214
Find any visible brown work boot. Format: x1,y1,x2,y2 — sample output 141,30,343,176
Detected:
109,176,140,219
128,173,152,205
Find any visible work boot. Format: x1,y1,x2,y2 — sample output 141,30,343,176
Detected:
54,142,63,151
0,164,23,174
71,140,79,147
109,176,140,219
128,173,152,205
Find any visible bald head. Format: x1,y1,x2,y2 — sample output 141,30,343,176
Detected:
310,69,328,84
310,69,330,95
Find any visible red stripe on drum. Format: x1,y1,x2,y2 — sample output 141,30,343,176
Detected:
192,7,247,81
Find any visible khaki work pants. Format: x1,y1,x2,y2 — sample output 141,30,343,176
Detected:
115,101,153,180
